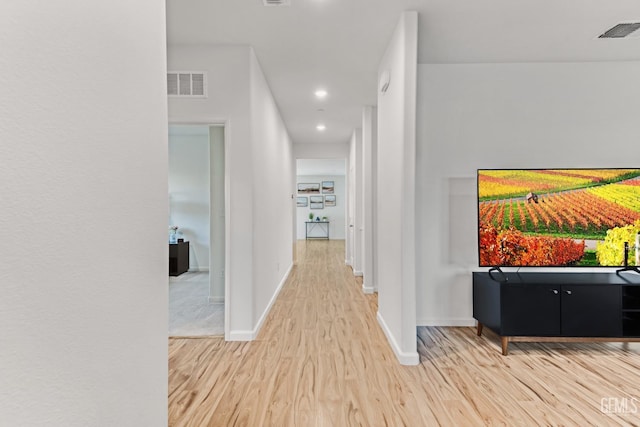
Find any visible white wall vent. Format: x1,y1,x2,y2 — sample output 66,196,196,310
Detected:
598,22,640,38
263,0,291,6
167,71,207,97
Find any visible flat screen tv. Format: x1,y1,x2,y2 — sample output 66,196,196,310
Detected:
478,168,640,267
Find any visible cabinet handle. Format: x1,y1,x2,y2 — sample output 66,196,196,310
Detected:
565,290,572,295
552,289,559,294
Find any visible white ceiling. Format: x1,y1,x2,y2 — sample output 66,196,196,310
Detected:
167,0,640,146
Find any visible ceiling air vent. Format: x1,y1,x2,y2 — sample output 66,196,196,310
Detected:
167,71,207,97
263,0,290,6
598,22,640,38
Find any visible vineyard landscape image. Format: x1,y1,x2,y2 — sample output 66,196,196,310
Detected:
478,168,640,267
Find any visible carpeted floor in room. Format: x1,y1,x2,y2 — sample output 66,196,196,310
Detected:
169,272,224,336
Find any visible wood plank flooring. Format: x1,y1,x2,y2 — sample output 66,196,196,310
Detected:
169,240,640,426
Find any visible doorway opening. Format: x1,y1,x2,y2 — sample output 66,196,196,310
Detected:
295,158,347,255
168,124,225,336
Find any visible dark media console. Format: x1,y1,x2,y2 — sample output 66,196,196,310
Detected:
473,271,640,355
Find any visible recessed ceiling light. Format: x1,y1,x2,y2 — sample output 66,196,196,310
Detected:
315,89,328,99
263,0,290,6
316,124,326,131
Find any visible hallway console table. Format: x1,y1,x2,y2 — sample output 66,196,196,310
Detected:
473,271,640,355
169,241,189,276
305,221,329,240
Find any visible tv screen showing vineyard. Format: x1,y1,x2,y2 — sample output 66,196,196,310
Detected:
478,168,640,267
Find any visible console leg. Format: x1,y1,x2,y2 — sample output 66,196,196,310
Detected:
477,322,483,336
501,337,509,356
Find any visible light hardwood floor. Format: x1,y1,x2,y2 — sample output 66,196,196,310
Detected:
169,240,640,426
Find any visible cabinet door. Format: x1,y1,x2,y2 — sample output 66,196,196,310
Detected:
502,285,561,336
561,285,621,337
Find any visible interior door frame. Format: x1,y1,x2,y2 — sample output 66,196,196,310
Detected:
168,119,231,340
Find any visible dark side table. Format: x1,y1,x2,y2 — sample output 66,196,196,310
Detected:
169,241,189,276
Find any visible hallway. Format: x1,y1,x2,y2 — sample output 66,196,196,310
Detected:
169,239,410,425
169,240,640,426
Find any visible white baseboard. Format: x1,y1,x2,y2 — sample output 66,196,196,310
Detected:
228,262,293,341
228,330,254,341
362,279,376,294
362,284,376,294
376,312,419,366
345,259,352,266
208,296,224,303
416,318,476,327
353,270,363,277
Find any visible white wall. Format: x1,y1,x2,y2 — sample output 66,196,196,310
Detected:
362,106,378,293
347,135,356,265
416,61,640,326
168,45,253,337
294,143,349,160
0,2,168,425
210,126,226,302
353,129,364,275
346,129,364,274
376,12,419,365
169,132,210,271
168,46,294,340
249,50,295,334
296,175,346,240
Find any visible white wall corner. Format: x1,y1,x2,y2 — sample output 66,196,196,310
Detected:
353,128,364,275
247,262,293,340
377,312,419,365
375,10,419,368
362,105,377,302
